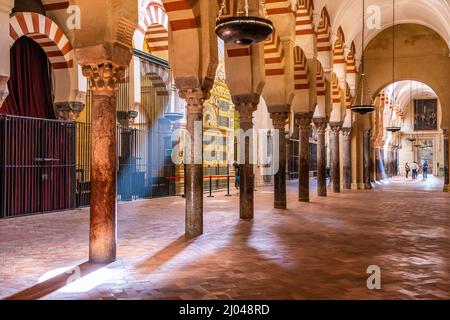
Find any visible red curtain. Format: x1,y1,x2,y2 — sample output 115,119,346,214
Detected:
0,36,55,119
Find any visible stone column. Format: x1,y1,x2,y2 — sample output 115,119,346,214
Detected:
82,63,124,263
342,128,352,190
296,113,313,202
269,105,290,209
329,123,342,193
181,88,206,237
117,111,138,202
443,129,449,192
314,118,328,197
363,129,372,189
234,94,259,220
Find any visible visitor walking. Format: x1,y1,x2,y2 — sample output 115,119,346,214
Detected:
411,161,419,179
405,163,411,179
233,161,240,190
422,161,429,180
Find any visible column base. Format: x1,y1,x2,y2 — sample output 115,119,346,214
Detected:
274,201,287,210
298,197,310,203
444,184,449,193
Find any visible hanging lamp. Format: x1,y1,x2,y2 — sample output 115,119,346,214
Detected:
351,0,375,114
216,0,273,46
386,0,401,133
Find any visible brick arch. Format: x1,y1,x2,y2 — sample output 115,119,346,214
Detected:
264,30,284,76
161,0,200,31
331,72,341,104
141,60,170,97
293,46,309,90
333,26,346,65
345,82,353,109
9,12,73,70
296,0,314,36
346,41,356,75
316,60,325,97
317,7,331,53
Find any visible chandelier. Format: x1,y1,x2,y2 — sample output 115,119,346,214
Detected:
216,0,274,46
351,0,375,115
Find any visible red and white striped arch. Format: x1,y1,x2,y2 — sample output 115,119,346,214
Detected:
346,42,356,75
316,60,325,97
141,60,170,96
331,72,341,104
265,0,295,16
9,12,73,70
316,7,331,53
333,26,346,65
264,31,285,76
296,0,314,37
345,82,352,109
162,0,200,31
293,46,309,91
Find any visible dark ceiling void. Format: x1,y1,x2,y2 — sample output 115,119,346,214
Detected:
12,0,46,15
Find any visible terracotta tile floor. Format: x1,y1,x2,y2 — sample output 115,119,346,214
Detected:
0,176,449,300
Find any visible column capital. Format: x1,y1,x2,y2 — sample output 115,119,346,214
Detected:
268,104,290,129
180,88,207,114
295,112,314,130
233,94,260,130
54,101,85,121
341,127,352,138
117,110,138,128
364,128,373,137
329,122,343,136
0,75,9,106
443,129,449,138
313,117,329,135
82,62,125,97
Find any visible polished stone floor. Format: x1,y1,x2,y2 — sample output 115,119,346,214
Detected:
0,176,449,300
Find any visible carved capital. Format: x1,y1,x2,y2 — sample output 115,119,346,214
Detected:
295,112,313,131
443,129,449,139
117,110,138,128
54,101,85,121
313,117,328,135
329,122,343,136
82,62,125,97
268,105,290,129
0,75,9,106
233,94,260,130
341,128,352,139
364,129,372,138
181,88,207,114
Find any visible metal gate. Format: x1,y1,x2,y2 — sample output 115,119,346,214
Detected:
0,115,76,218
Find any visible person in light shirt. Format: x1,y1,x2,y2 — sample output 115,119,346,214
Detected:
411,162,419,179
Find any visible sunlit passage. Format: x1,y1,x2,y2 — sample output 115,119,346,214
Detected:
0,0,450,304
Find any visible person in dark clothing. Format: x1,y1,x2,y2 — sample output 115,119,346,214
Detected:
422,161,429,180
233,162,240,190
405,163,411,179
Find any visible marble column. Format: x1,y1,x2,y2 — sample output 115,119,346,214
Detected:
296,113,313,202
443,129,449,192
181,88,206,237
269,105,290,209
342,128,352,190
314,118,328,197
117,111,138,202
329,123,342,193
82,63,124,263
234,94,259,220
363,129,372,189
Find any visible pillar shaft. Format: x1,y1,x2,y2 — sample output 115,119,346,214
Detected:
183,89,206,237
444,130,449,192
342,128,352,190
363,129,372,189
269,105,290,209
234,94,259,220
314,118,328,197
83,63,124,263
330,123,342,193
296,113,313,202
